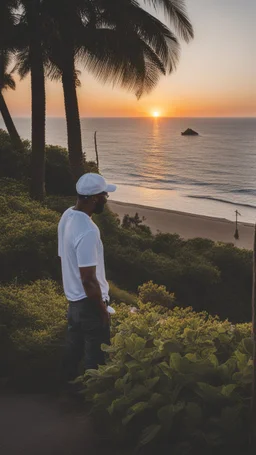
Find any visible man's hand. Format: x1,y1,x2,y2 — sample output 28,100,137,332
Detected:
79,266,109,325
99,300,109,326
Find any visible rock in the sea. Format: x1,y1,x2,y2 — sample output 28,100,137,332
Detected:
181,128,199,136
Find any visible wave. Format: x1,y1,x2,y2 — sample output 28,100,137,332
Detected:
230,188,256,196
187,195,256,210
114,181,175,190
125,174,216,187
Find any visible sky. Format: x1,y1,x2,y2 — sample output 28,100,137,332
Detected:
4,0,256,118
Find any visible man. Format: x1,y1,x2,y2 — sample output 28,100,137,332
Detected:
58,173,116,383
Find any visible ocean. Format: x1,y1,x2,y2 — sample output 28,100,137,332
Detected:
1,117,256,223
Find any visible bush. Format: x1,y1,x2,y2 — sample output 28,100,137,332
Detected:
0,280,67,389
109,281,137,307
0,129,98,196
0,129,30,181
45,145,75,195
0,177,28,196
138,281,175,309
46,148,97,195
45,195,75,213
0,186,61,283
103,227,252,322
0,177,253,323
82,304,252,455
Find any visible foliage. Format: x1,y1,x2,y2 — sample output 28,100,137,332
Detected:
122,212,145,229
82,303,252,455
102,224,252,322
0,176,253,322
0,182,61,283
0,176,28,196
138,281,175,309
109,281,137,307
45,194,75,213
0,130,98,196
0,129,30,180
122,212,152,236
45,145,76,195
0,280,67,389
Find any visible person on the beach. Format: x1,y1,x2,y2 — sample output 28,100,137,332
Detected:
58,173,116,384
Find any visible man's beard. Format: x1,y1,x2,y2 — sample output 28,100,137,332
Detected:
94,202,105,214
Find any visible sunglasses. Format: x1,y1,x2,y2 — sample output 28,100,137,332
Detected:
79,192,109,199
97,192,109,198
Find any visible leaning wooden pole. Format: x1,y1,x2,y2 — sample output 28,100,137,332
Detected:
94,131,99,170
251,225,256,453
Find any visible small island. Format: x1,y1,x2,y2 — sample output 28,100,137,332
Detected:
181,128,199,136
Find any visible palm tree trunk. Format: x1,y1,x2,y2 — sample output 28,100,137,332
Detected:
0,91,24,151
61,53,84,182
26,0,46,201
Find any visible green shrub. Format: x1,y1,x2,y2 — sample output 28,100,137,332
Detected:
45,195,75,213
45,145,75,195
46,148,98,195
104,227,252,322
138,281,175,308
0,189,61,283
0,177,28,196
0,280,67,389
0,177,253,323
0,129,30,181
109,281,137,307
0,130,98,196
82,304,252,455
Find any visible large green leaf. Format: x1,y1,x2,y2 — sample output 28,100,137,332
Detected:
195,382,224,403
161,339,182,355
129,384,148,400
122,401,149,425
234,351,249,371
148,392,164,406
144,376,160,390
221,384,238,398
139,424,162,446
157,403,184,429
240,337,253,356
108,396,131,415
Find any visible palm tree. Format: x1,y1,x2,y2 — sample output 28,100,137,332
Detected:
42,0,85,181
15,0,46,201
0,51,24,151
0,0,24,150
44,0,194,181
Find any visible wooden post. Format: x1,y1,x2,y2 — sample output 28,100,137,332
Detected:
94,131,99,170
234,210,241,240
251,225,256,453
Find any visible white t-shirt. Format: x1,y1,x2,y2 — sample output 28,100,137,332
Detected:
58,207,109,302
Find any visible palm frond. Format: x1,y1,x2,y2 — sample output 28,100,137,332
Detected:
76,0,181,97
142,0,194,42
0,50,16,90
3,73,16,90
78,28,169,98
14,48,31,79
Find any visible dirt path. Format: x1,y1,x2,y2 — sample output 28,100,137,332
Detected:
0,392,103,455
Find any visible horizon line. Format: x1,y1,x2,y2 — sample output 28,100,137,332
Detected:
10,115,256,119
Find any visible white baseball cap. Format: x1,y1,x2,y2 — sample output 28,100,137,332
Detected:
76,173,116,196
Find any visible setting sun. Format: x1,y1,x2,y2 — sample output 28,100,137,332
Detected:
153,111,160,118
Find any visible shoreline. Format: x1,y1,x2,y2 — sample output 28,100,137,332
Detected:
109,200,255,250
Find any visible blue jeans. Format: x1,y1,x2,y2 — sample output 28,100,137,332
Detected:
62,298,110,382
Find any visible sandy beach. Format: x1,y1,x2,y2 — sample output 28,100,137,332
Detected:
109,201,255,250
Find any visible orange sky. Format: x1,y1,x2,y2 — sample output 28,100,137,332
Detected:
3,0,256,118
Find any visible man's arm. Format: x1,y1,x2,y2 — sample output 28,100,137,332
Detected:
79,265,108,324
